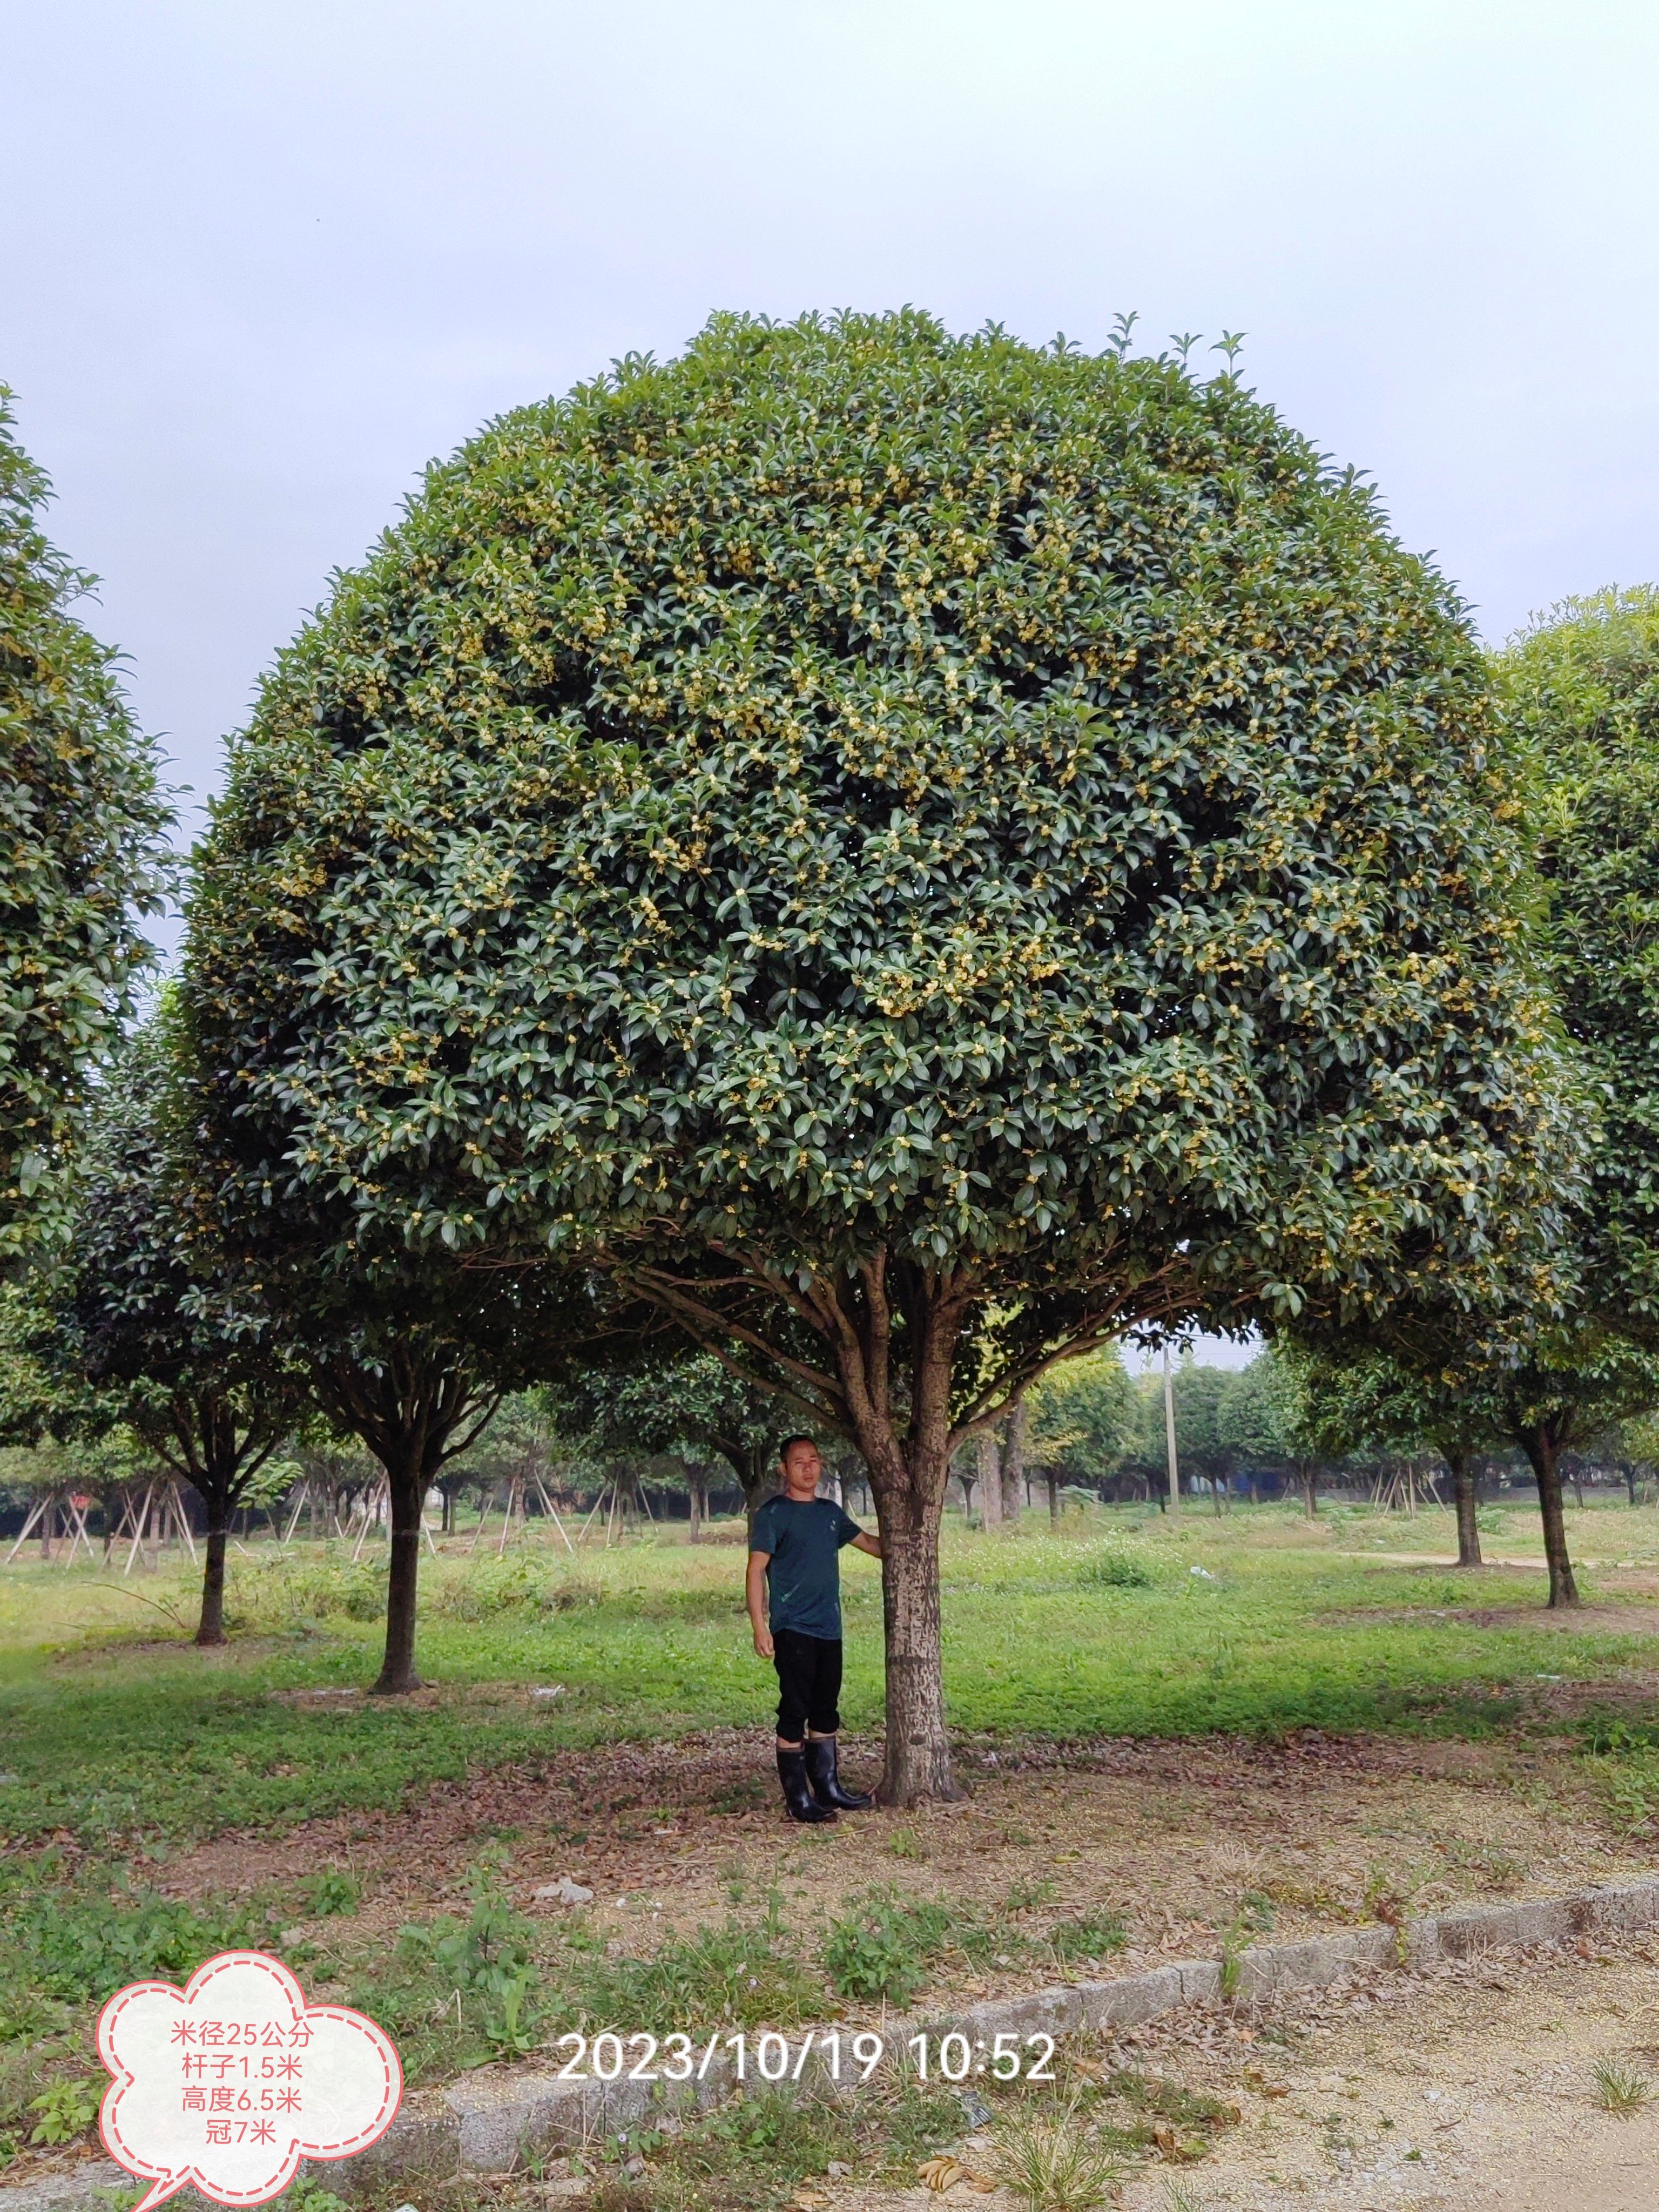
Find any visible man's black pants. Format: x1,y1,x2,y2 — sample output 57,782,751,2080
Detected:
772,1629,842,1741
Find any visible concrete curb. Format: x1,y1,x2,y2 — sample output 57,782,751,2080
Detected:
9,1876,1657,2211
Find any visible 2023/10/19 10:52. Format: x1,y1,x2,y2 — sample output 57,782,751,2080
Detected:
552,2029,1056,2085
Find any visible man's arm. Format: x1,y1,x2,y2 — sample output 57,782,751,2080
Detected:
746,1549,773,1657
851,1530,882,1558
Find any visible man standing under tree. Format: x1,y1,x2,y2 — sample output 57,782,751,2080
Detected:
747,1436,882,1823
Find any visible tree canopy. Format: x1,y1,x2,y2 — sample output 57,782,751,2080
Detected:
0,393,172,1264
185,310,1566,1798
1289,593,1659,1601
1503,588,1659,1336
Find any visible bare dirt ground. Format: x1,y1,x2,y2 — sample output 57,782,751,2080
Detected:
835,1931,1659,2212
157,1721,1659,2021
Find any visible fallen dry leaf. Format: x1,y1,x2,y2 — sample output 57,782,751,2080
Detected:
916,2155,995,2193
1244,2067,1291,2098
1150,2124,1203,2165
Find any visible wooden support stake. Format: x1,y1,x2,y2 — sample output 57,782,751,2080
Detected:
125,1483,157,1576
4,1494,48,1564
63,1498,97,1566
350,1481,386,1565
169,1482,198,1562
531,1475,575,1554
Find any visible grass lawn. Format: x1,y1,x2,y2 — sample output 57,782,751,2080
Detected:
5,1493,1659,1850
6,1492,1659,2192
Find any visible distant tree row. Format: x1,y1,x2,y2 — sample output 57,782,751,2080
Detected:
1012,1344,1659,1540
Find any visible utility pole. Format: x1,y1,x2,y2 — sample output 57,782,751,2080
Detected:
1163,1345,1181,1519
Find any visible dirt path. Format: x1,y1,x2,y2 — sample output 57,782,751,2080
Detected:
834,1931,1659,2212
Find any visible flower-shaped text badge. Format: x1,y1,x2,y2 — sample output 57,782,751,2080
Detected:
97,1951,401,2210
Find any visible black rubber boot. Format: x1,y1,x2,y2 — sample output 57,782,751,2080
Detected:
805,1735,873,1811
777,1746,837,1823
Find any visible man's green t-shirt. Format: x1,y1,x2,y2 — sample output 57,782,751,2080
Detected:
750,1495,864,1638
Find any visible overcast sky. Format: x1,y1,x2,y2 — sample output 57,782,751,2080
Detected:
7,0,1658,866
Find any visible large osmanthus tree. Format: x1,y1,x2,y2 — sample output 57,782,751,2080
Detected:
0,393,172,1263
185,311,1564,1801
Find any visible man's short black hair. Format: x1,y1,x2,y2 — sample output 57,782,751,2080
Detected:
779,1434,819,1462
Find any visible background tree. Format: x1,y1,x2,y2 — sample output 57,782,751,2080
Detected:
439,1390,572,1533
184,312,1567,1803
1026,1352,1134,1512
1486,1327,1659,1600
0,1279,104,1446
1476,590,1659,1600
548,1347,787,1534
284,1284,582,1690
55,1017,308,1643
289,1410,379,1536
1271,590,1659,1603
0,392,171,1264
1297,592,1659,1602
1282,1340,1496,1562
1613,1412,1659,1505
1162,1355,1237,1514
176,928,608,1688
1217,1345,1326,1516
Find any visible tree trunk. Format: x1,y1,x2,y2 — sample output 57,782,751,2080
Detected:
1520,1422,1579,1608
1001,1400,1027,1523
1046,1473,1060,1522
197,1503,230,1647
1448,1448,1481,1569
875,1478,960,1805
831,1272,967,1808
977,1432,1002,1527
191,1401,254,1648
312,1348,488,1694
739,1455,775,1543
1300,1465,1319,1518
375,1449,427,1694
